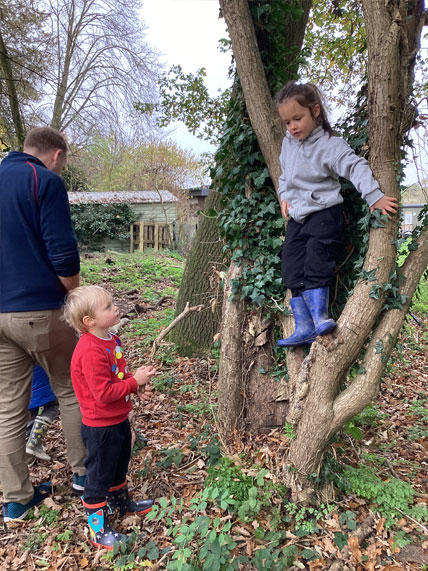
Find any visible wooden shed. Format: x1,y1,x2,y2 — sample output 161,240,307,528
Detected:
68,190,178,252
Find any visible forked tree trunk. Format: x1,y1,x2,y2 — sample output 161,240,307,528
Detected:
217,0,312,437
284,0,427,501
219,0,427,501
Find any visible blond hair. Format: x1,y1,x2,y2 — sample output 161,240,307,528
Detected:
64,285,112,333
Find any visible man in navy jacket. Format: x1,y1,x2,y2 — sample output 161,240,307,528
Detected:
0,127,86,522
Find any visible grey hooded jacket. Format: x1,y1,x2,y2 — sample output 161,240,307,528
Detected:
277,126,384,223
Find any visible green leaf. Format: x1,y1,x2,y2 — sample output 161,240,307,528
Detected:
334,532,349,550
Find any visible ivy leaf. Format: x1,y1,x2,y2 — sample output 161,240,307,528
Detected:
334,532,349,550
375,340,384,354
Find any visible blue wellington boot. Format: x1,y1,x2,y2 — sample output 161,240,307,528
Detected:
84,500,128,550
107,481,153,517
302,287,336,336
277,297,317,347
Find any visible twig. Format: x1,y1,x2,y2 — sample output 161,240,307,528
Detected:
149,302,204,360
395,507,428,535
385,457,400,479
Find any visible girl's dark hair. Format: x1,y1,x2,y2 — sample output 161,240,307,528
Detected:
274,81,333,136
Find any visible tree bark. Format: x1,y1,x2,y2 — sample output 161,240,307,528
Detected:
0,28,25,147
170,189,224,355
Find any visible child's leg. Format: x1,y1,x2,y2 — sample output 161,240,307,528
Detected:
300,206,342,335
107,419,153,516
39,398,59,424
301,205,342,291
81,424,128,549
280,218,307,294
278,219,317,347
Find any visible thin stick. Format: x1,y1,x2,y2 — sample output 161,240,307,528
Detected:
149,302,204,360
395,507,428,535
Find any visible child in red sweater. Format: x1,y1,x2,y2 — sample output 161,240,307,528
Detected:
64,285,156,550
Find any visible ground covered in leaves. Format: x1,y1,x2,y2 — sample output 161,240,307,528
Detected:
0,251,427,571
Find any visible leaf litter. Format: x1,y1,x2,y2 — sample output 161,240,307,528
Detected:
0,252,427,570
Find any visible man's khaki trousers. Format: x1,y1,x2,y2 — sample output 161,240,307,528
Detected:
0,309,86,504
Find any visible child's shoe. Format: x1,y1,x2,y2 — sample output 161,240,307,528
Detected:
107,481,153,517
84,500,127,550
2,482,52,522
72,473,86,495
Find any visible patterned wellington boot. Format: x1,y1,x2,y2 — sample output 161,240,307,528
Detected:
302,287,336,336
277,296,317,347
84,500,128,550
26,416,51,461
107,481,153,517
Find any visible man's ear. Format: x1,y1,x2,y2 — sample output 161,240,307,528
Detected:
82,315,94,328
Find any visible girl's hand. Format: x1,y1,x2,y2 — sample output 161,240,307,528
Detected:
281,200,290,219
370,195,398,218
134,365,156,387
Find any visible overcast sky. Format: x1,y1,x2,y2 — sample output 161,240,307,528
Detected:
140,0,231,155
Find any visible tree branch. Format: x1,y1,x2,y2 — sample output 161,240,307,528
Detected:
149,302,204,360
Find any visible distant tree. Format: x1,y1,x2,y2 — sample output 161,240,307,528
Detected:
80,134,205,193
0,0,159,145
41,0,159,142
0,0,49,147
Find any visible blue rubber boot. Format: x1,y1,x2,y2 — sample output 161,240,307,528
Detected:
107,481,153,517
302,287,336,336
84,500,127,550
277,297,317,347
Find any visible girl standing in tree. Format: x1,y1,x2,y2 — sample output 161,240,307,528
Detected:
276,81,398,347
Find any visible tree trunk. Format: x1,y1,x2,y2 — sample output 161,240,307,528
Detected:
284,0,427,501
219,0,427,502
217,0,312,439
0,28,25,147
170,189,224,355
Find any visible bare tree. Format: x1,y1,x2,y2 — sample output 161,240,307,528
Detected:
0,0,159,145
0,0,49,147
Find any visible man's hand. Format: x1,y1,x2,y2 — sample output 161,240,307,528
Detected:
58,273,80,292
281,200,290,219
370,195,398,218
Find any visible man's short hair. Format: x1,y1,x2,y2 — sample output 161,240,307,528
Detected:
63,285,112,333
24,127,68,154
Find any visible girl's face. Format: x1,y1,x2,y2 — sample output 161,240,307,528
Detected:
278,99,320,141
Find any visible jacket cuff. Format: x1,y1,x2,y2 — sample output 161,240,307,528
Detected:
364,188,385,207
127,377,139,393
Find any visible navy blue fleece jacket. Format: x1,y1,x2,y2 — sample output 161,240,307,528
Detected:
0,151,80,311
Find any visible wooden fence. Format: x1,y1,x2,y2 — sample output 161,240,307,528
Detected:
130,222,173,252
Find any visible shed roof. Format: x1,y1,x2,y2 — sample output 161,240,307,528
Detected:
68,190,178,205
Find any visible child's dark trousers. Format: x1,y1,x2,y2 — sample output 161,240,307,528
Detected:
281,205,342,295
81,418,132,504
